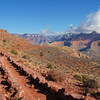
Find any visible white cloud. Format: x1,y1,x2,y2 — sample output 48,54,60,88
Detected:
66,24,77,34
66,9,100,34
40,29,50,34
40,29,65,35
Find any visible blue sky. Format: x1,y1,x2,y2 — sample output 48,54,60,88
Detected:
0,0,100,34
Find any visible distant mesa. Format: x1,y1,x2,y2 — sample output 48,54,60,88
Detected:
16,31,100,59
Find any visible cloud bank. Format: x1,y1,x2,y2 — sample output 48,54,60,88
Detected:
40,29,50,34
40,29,65,35
66,9,100,34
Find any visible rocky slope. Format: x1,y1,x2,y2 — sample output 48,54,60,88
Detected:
16,33,65,45
17,31,100,59
50,31,100,59
0,29,100,100
16,33,50,45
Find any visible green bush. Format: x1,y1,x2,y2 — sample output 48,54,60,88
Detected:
11,50,18,55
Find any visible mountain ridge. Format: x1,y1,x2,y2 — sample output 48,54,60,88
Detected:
16,31,100,59
0,29,100,100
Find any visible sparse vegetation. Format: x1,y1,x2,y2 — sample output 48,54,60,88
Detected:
74,74,88,83
0,29,100,99
83,79,99,89
3,39,6,43
74,75,82,81
48,69,66,82
47,63,55,69
11,50,18,55
48,51,50,53
40,51,43,57
82,75,88,83
15,97,23,100
82,79,99,96
22,55,29,59
74,74,99,96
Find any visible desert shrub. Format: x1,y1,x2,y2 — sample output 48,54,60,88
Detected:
83,79,99,89
40,51,43,57
3,40,6,43
47,63,55,69
11,50,18,55
81,75,88,83
48,69,66,82
74,75,99,95
74,75,82,81
83,79,99,96
74,74,88,83
84,88,94,96
22,55,29,59
48,51,50,53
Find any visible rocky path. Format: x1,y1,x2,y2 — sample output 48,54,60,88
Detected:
0,52,84,100
0,54,65,100
0,56,46,100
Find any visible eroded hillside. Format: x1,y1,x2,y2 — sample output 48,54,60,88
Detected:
0,29,100,100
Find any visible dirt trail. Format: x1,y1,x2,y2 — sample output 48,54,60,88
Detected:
0,52,84,100
0,56,46,100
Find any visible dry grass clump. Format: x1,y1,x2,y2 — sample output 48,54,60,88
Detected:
48,69,66,82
